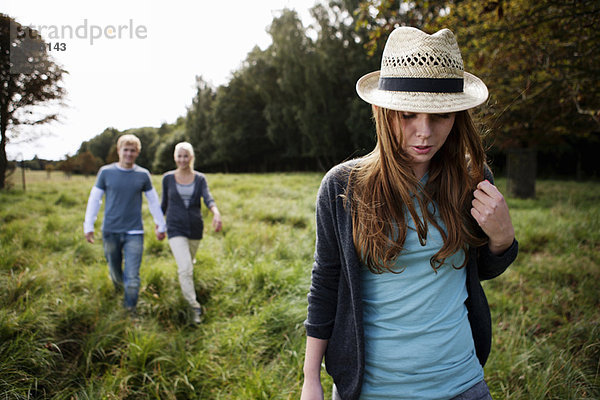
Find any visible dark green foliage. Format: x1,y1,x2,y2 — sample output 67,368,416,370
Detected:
78,127,120,163
211,62,274,172
72,3,379,174
186,76,217,168
180,5,380,172
355,0,600,193
152,127,186,173
61,2,600,179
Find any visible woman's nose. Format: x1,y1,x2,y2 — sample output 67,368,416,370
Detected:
415,116,433,138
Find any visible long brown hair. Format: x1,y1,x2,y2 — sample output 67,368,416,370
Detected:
347,106,488,273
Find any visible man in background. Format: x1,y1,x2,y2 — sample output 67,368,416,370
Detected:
83,134,166,316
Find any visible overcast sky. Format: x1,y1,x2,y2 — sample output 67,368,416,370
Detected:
4,0,317,161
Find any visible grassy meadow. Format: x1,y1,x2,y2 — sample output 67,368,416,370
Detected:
1,169,599,399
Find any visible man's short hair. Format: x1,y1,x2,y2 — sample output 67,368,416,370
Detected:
117,134,142,152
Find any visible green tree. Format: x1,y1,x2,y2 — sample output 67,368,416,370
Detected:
44,163,54,178
58,155,75,177
73,150,102,176
252,4,378,170
0,14,67,189
260,9,311,169
211,61,273,172
77,126,160,171
186,76,216,168
78,127,120,163
122,127,160,171
303,1,380,168
23,155,43,170
436,0,600,197
152,119,189,172
355,0,454,55
152,128,186,173
355,0,600,197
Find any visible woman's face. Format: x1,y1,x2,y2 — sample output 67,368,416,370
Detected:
391,111,455,178
175,148,192,169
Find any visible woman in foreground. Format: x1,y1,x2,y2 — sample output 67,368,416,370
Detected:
302,27,518,400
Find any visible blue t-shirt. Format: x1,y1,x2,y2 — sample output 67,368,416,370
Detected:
95,163,153,233
360,198,483,399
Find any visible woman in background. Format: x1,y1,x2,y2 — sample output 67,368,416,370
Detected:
161,142,222,324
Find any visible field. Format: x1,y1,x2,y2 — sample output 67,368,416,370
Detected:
1,170,599,399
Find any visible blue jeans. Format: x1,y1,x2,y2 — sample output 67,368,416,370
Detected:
450,380,492,400
102,232,144,310
332,380,492,400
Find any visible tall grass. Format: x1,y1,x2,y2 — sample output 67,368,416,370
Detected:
1,170,598,399
482,180,600,399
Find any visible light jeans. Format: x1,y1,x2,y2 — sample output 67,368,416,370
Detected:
168,236,201,309
102,232,144,310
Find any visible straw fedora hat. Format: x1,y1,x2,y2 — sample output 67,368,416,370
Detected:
356,27,488,113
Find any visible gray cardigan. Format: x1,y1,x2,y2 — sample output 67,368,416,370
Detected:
304,161,519,400
161,171,216,240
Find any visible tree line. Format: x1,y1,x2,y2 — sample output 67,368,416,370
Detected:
355,0,600,196
73,0,600,184
68,1,380,175
4,1,599,195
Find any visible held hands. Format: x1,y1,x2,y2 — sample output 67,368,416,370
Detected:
471,180,515,255
155,225,166,241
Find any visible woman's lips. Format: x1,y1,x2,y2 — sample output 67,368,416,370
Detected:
413,145,432,154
